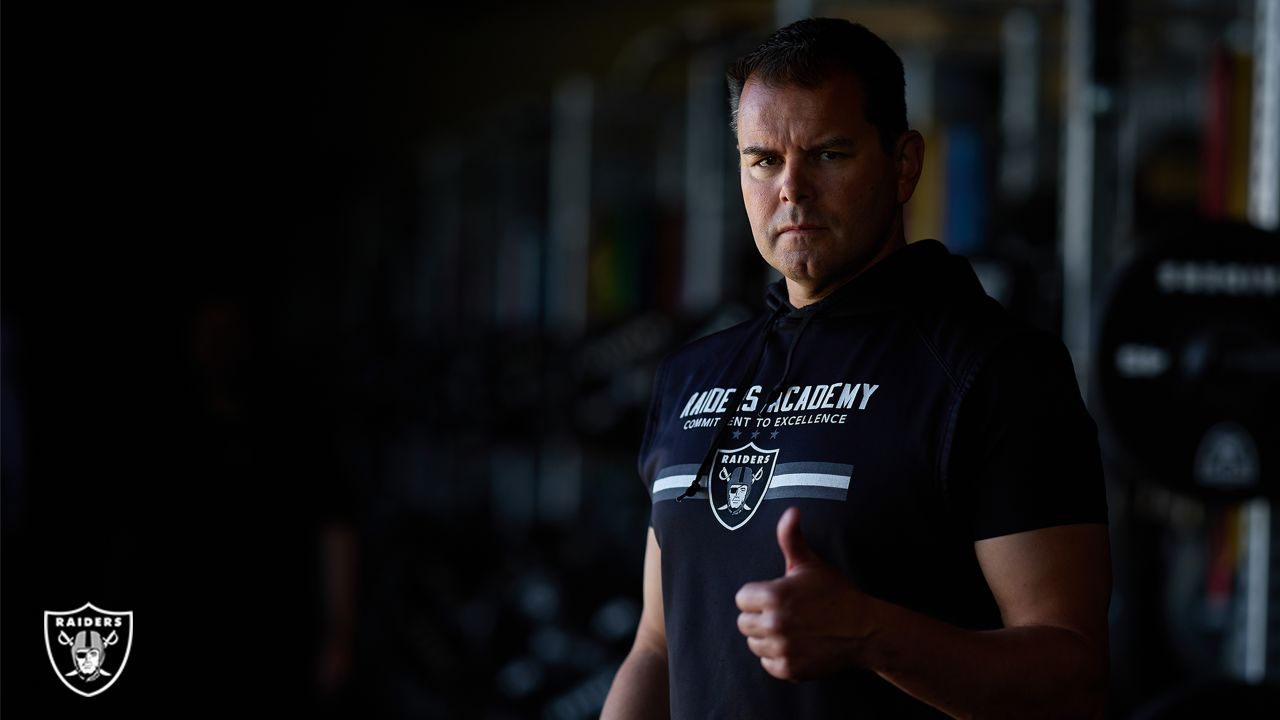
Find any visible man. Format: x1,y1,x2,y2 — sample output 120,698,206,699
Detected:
602,17,1111,720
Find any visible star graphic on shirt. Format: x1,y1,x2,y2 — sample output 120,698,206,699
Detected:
731,430,742,439
750,431,760,439
770,430,780,439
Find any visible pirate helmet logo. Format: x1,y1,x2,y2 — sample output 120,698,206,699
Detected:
708,442,779,531
44,602,133,697
69,630,112,681
719,466,763,515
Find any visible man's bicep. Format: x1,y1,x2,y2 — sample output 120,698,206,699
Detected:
974,523,1111,651
634,527,667,658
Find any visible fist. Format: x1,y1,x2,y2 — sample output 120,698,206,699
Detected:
734,507,871,681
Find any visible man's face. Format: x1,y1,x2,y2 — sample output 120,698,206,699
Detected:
737,72,918,303
728,483,749,509
76,648,101,675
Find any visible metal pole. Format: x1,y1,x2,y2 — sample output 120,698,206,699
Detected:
1000,8,1040,203
1249,0,1279,230
1060,0,1095,396
683,51,726,313
547,75,594,336
1240,0,1279,685
1242,501,1272,682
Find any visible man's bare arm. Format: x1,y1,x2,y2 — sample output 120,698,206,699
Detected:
864,523,1111,719
601,527,670,720
737,510,1111,719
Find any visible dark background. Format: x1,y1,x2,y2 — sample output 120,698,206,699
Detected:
4,1,1278,718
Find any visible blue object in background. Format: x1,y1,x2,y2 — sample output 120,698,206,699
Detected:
944,124,988,257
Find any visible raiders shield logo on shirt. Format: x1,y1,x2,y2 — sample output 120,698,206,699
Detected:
709,442,779,530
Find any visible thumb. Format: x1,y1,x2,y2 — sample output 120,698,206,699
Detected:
777,506,818,573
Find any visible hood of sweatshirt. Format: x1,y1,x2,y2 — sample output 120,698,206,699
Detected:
762,239,989,321
674,239,990,502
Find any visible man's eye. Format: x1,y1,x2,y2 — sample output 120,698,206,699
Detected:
818,151,844,161
755,156,779,167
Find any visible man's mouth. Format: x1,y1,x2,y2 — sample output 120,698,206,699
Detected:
777,224,825,236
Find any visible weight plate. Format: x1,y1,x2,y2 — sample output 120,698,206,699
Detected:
1096,221,1280,499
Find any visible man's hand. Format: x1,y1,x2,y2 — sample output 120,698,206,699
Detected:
735,507,873,681
735,508,1111,717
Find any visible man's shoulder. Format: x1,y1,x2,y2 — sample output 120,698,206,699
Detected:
900,286,1022,390
851,240,1026,383
657,313,764,373
978,321,1080,388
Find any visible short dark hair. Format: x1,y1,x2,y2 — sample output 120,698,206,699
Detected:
727,18,908,153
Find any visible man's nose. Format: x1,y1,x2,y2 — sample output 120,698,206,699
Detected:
779,163,813,204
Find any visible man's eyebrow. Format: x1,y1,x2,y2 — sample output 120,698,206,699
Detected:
810,136,857,151
738,136,857,156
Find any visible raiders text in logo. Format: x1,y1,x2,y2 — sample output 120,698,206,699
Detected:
44,602,133,697
709,442,779,531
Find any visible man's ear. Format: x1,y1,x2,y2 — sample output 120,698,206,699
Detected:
894,130,925,205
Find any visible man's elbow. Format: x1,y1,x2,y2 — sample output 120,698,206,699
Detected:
992,626,1108,720
1075,659,1110,719
1058,630,1109,719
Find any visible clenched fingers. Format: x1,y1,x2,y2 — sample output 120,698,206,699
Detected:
735,580,779,612
737,610,779,637
745,634,788,659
